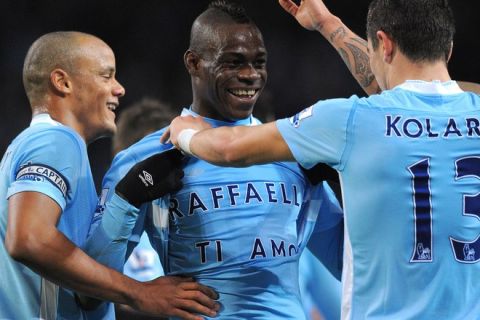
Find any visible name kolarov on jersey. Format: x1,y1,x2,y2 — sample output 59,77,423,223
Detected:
385,115,480,138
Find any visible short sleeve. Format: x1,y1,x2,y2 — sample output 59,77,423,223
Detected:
276,95,359,170
89,133,174,239
7,129,83,210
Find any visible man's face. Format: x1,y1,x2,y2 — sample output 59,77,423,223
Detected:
196,23,267,121
69,37,125,142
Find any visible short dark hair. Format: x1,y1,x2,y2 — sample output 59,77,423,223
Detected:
207,0,251,24
366,0,455,62
112,98,177,155
23,31,98,105
189,0,258,56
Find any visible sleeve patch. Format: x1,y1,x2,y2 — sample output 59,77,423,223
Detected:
289,106,313,128
15,163,69,198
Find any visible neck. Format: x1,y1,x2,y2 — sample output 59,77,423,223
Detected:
32,101,89,143
32,105,49,116
385,56,451,89
191,101,228,122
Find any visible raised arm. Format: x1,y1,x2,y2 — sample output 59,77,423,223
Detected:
279,0,480,96
279,0,381,95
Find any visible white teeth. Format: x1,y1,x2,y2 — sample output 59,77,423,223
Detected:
230,89,256,97
107,104,117,111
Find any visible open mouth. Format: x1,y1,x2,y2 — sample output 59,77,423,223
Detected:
107,103,118,112
228,89,259,99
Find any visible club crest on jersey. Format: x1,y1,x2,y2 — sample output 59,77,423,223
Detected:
15,162,68,198
290,106,313,128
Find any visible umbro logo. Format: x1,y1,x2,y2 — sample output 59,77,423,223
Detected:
139,170,154,187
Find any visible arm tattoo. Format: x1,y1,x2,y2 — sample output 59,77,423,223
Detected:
329,27,346,42
345,42,375,88
350,37,368,47
338,48,351,71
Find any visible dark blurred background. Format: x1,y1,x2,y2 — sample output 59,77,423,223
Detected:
1,0,479,189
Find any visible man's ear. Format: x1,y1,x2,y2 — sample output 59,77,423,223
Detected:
50,69,72,95
377,30,395,64
184,50,201,76
447,41,453,63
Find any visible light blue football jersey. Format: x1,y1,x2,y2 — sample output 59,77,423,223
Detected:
0,114,97,319
88,108,343,319
277,81,480,319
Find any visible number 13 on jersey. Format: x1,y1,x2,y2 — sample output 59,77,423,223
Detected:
408,156,480,264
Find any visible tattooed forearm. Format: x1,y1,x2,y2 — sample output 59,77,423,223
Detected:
338,47,351,71
329,27,346,42
350,37,368,47
345,42,375,88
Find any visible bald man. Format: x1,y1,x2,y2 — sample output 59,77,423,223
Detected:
0,31,218,320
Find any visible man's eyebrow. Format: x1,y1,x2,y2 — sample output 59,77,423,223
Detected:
100,66,115,73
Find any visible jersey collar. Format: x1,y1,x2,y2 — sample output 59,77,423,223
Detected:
181,107,260,128
30,113,62,127
394,80,463,95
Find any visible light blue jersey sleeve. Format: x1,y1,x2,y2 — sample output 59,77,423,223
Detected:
1,126,92,320
6,128,82,209
278,98,355,279
84,146,149,273
276,96,359,169
83,133,173,318
82,144,155,319
83,192,140,269
303,182,344,280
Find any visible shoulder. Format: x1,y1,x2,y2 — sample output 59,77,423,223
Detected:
465,91,480,104
305,95,362,120
104,127,173,186
113,127,171,164
21,125,84,150
8,126,87,204
13,125,85,167
312,95,361,109
282,95,360,128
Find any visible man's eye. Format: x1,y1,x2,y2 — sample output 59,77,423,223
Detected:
224,60,241,66
255,60,266,68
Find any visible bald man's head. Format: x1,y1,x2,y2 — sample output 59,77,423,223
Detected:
189,0,260,59
22,31,106,105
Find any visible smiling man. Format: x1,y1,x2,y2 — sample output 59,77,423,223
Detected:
164,0,480,319
85,1,344,319
185,5,267,121
0,31,217,320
